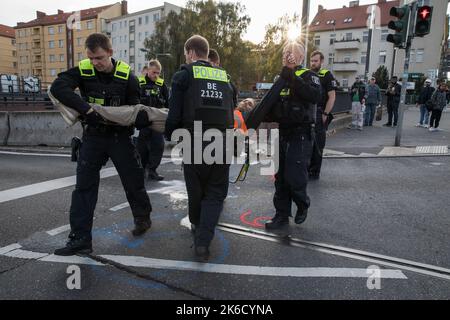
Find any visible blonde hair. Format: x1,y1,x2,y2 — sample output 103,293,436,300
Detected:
148,59,162,70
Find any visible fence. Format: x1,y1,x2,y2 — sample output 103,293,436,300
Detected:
1,76,52,108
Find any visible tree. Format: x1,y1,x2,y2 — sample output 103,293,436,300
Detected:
373,65,389,89
143,0,254,89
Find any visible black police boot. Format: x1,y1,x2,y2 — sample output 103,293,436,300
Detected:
132,218,152,237
148,169,164,181
295,206,308,225
54,237,92,256
194,245,210,262
265,215,289,230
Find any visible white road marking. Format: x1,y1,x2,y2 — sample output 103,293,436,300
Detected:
0,167,118,204
180,215,191,230
0,243,22,255
0,247,407,279
46,225,71,236
0,151,71,158
110,180,188,212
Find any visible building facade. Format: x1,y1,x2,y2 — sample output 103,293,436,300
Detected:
15,1,127,85
107,2,182,74
309,0,448,88
0,24,18,75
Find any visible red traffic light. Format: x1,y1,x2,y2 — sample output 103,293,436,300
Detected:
418,6,431,20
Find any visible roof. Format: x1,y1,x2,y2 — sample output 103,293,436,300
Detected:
15,4,116,29
310,0,400,33
0,24,15,38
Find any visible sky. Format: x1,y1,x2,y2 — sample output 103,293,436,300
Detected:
1,0,449,43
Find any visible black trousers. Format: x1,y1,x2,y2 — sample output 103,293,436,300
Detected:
309,110,327,175
137,128,165,172
70,129,152,240
430,110,443,128
387,102,399,125
183,163,230,247
274,131,313,218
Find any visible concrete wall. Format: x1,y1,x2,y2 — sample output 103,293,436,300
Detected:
1,111,82,146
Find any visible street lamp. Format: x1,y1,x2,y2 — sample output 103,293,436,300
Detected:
139,48,171,60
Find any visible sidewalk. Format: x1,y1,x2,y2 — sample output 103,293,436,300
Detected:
324,107,450,157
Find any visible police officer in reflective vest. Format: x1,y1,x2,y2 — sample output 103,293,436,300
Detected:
137,59,169,181
308,50,337,180
265,42,321,230
50,33,152,256
165,35,234,261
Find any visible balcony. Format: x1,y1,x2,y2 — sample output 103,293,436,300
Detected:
32,33,41,41
334,39,360,50
332,61,360,72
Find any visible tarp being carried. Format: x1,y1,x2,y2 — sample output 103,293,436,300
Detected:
47,88,168,133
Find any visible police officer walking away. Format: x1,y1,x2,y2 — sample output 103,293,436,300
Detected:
265,42,321,230
137,59,169,181
165,35,234,261
308,50,336,180
50,33,152,256
208,48,238,108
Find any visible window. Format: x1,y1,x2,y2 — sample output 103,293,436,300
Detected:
130,40,135,48
416,49,424,63
345,33,353,41
48,27,55,35
120,21,123,29
112,23,117,31
379,50,386,64
112,37,117,45
120,35,123,43
124,35,127,42
363,31,369,43
361,52,367,65
381,29,389,41
60,54,64,62
330,33,336,45
344,53,351,62
145,31,149,38
48,41,55,49
49,54,56,63
77,38,83,46
13,62,17,68
314,35,320,46
138,63,142,71
328,53,334,65
344,17,353,23
12,50,17,57
130,25,135,33
50,69,57,77
138,33,142,41
138,17,142,25
77,52,83,61
58,25,64,34
153,13,160,22
87,21,94,30
145,15,149,24
314,21,320,26
342,79,349,87
410,49,415,63
124,21,127,28
130,56,135,64
59,40,64,48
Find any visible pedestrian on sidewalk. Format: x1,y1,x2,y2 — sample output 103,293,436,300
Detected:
429,82,447,132
364,77,381,127
384,76,402,127
349,77,365,130
416,79,435,128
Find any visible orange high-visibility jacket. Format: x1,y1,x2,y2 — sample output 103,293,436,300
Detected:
233,110,248,133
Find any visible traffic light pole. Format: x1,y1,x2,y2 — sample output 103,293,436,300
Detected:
394,2,418,147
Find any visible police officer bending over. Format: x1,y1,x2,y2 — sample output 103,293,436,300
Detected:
137,59,169,181
265,41,321,230
165,35,234,261
50,33,153,256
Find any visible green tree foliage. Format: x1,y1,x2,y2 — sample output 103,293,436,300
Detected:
373,65,389,89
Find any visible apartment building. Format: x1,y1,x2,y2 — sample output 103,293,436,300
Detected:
0,24,18,75
15,1,127,84
107,2,182,73
309,0,447,87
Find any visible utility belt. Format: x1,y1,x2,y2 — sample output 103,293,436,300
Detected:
84,124,133,136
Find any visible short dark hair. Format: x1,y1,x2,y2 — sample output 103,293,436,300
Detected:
310,50,324,61
185,35,209,59
85,33,112,52
208,49,220,64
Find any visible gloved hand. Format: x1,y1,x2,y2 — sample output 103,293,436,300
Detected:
135,110,152,130
84,110,104,126
280,66,294,82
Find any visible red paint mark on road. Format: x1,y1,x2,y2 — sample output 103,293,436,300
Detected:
240,210,272,229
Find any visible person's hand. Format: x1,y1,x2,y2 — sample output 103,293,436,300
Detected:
282,51,297,69
322,114,328,125
84,109,103,126
135,110,152,129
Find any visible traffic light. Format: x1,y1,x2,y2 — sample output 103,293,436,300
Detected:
387,5,410,48
415,6,433,37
